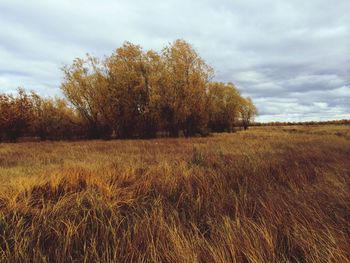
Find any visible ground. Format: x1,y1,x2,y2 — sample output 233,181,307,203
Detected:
0,125,349,262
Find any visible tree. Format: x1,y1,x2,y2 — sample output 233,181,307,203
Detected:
159,39,213,137
61,55,112,139
0,89,35,141
0,94,8,141
31,93,82,140
207,82,242,132
239,97,257,130
58,39,258,139
106,42,161,138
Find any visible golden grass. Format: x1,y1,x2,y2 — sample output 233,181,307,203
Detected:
0,125,349,262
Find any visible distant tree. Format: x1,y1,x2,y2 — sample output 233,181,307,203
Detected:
106,42,162,138
61,55,112,139
159,39,213,137
0,89,35,141
31,93,82,140
239,97,257,130
58,39,258,139
207,82,242,132
0,94,8,141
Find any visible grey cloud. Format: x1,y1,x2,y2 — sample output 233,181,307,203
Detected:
0,0,349,121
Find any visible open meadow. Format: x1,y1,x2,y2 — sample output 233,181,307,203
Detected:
0,125,349,262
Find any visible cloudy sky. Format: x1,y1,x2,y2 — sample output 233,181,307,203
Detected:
0,0,349,122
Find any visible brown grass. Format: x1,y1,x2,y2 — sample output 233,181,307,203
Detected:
0,125,349,262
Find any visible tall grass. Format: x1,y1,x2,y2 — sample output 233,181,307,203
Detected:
0,125,349,262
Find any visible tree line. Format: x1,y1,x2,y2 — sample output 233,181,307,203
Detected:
253,120,350,126
0,40,257,142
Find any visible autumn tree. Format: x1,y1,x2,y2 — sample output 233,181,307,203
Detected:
239,97,257,130
0,89,35,141
0,40,259,141
159,39,213,137
59,39,257,139
207,82,242,132
106,43,162,138
0,94,8,141
61,55,112,139
31,93,83,140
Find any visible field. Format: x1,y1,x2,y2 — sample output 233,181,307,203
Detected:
0,125,349,262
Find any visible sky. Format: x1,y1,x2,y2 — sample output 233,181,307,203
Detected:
0,0,349,122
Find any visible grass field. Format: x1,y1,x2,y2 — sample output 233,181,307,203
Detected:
0,125,349,262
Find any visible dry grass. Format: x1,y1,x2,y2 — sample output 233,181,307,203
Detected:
0,125,349,263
